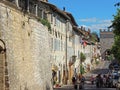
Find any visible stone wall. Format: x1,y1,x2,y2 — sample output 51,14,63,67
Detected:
100,31,114,59
0,2,52,90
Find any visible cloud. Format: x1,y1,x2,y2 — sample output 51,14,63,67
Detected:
79,17,112,24
79,17,98,23
89,23,111,30
79,18,112,33
99,19,112,23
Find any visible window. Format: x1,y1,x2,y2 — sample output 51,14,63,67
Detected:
38,8,43,18
50,38,54,51
51,14,53,23
29,1,36,15
54,16,57,26
78,51,80,58
43,11,47,19
19,0,28,11
55,31,57,38
61,41,64,51
54,39,60,51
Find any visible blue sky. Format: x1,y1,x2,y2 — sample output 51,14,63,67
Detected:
48,0,120,35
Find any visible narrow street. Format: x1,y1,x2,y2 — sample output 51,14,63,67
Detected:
53,84,116,90
0,1,120,90
54,61,115,90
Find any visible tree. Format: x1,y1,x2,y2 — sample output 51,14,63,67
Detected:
112,9,120,35
90,32,99,42
110,9,120,61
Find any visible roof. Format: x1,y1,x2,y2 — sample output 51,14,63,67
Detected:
40,1,78,26
40,1,70,20
73,26,83,35
64,11,78,26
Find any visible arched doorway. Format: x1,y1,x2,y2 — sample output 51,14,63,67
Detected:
105,49,111,60
0,39,9,90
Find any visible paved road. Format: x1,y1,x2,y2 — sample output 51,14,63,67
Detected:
53,84,116,90
54,61,113,90
85,60,111,78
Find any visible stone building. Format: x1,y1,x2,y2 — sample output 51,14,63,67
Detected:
38,1,81,85
0,0,101,90
100,29,114,60
0,1,52,90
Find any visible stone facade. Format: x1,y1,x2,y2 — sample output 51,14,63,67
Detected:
100,29,114,59
0,2,52,90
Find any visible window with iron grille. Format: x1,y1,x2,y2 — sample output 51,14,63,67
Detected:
29,1,36,15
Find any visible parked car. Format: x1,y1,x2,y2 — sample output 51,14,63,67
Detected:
116,77,120,90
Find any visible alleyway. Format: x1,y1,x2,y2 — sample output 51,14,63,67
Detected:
53,60,114,90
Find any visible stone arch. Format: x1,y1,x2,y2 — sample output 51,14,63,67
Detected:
0,39,9,90
104,49,111,60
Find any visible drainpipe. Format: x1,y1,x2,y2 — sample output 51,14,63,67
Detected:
65,20,68,84
35,4,38,16
15,0,19,8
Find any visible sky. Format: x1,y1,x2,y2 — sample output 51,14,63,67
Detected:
48,0,120,35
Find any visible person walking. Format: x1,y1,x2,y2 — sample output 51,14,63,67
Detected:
72,75,76,85
80,75,85,89
90,75,94,85
103,74,107,87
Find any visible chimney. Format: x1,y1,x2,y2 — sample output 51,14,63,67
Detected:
81,26,83,30
63,7,65,11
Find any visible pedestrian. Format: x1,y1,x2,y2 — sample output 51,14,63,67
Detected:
96,74,102,88
81,75,85,83
80,75,85,89
108,74,113,88
72,76,76,85
90,75,94,85
95,75,100,88
103,74,107,87
99,74,103,87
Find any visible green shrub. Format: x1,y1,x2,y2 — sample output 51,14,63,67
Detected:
38,18,51,31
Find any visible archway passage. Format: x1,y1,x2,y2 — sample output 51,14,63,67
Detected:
0,46,5,90
0,40,8,90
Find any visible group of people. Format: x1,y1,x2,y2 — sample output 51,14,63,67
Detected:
91,74,113,88
72,74,85,89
